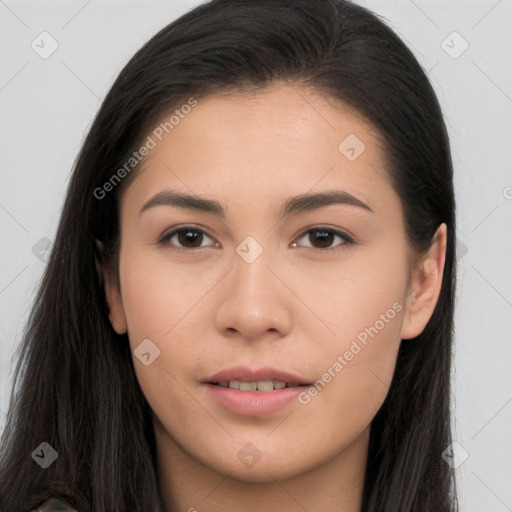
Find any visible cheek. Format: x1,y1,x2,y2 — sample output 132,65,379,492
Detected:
118,247,215,344
117,250,217,401
293,299,404,451
291,235,408,346
117,254,204,427
291,238,407,411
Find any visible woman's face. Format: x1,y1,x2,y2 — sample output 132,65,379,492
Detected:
105,83,445,482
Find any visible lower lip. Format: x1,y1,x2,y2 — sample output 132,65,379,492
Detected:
203,383,307,416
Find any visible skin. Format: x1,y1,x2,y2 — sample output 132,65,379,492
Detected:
104,83,446,512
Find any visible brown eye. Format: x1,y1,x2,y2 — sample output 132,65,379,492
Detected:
177,228,204,248
294,227,354,251
160,227,215,250
309,229,334,248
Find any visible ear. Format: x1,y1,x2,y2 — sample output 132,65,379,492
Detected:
400,223,447,340
103,263,128,335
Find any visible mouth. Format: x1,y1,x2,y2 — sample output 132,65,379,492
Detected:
208,380,310,392
203,365,313,390
202,365,313,415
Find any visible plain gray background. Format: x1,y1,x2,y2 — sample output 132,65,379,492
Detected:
1,0,511,510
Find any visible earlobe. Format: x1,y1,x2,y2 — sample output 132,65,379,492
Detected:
103,264,128,335
400,223,447,340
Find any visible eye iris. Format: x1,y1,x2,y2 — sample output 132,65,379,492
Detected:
178,229,203,247
310,229,334,248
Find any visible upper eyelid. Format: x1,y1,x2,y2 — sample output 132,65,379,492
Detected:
295,228,354,246
159,224,215,242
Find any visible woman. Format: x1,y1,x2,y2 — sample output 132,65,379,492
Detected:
0,0,458,510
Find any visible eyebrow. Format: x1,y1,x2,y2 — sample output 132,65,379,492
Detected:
139,189,375,218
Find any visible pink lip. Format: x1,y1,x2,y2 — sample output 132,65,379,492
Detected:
203,383,307,416
203,365,311,386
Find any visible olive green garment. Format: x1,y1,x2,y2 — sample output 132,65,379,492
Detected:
30,496,78,511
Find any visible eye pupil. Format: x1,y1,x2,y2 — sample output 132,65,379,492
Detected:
178,229,203,247
310,229,334,248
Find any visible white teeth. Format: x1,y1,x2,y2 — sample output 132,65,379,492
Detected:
256,380,274,392
217,380,289,391
239,381,257,392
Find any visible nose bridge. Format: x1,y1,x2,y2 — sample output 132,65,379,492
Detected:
215,234,293,339
232,234,277,303
234,237,271,297
234,228,294,291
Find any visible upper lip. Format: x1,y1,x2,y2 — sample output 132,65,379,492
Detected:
204,365,312,386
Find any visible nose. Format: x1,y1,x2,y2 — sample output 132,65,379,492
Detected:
214,245,294,342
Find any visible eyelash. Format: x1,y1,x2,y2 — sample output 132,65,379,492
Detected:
157,225,355,253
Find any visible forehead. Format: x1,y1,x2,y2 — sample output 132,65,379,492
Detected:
122,83,395,218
